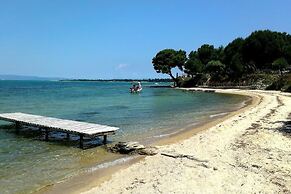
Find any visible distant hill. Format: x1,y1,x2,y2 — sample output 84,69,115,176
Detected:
0,75,63,81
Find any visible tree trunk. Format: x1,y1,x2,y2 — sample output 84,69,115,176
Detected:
169,72,178,87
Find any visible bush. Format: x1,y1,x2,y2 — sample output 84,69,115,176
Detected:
284,85,291,92
266,73,291,92
178,74,207,87
266,78,286,90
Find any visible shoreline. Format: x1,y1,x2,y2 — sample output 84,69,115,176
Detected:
41,88,258,194
81,89,291,194
152,89,256,147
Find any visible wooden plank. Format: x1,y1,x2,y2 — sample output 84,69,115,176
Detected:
27,118,110,133
82,127,118,134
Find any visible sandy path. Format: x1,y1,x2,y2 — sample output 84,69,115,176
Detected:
84,90,291,194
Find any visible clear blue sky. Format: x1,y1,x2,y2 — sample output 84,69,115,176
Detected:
0,0,291,79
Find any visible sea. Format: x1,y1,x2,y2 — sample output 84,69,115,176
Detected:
0,80,247,193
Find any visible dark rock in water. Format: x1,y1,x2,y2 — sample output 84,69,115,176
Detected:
108,141,158,156
108,141,145,154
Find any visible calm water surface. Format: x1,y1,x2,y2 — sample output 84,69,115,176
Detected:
0,81,246,193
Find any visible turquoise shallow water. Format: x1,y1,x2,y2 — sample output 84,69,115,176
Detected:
0,81,246,193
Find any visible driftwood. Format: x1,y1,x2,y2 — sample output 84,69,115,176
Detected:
160,152,208,163
161,152,212,168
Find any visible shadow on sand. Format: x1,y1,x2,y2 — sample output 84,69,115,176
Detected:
273,114,291,135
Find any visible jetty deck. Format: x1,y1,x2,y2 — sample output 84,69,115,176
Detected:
0,112,118,148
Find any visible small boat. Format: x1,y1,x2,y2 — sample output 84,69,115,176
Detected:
130,82,142,93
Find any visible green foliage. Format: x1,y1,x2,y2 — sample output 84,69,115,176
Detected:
282,73,291,92
242,30,291,69
285,85,291,92
265,78,287,90
178,74,208,87
206,60,225,73
272,57,289,71
185,45,224,77
224,38,244,63
152,49,187,85
184,51,204,76
242,73,279,87
216,46,225,62
266,73,291,91
283,45,291,63
243,61,257,74
152,49,186,74
224,38,245,79
197,44,218,65
230,53,244,77
206,60,226,81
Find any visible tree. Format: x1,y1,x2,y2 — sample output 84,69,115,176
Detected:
197,44,217,65
242,30,286,69
216,46,225,62
224,38,245,79
206,60,226,81
283,45,291,64
184,51,204,77
272,57,289,75
229,53,244,78
152,49,187,86
244,61,257,74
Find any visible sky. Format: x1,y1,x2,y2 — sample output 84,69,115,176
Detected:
0,0,291,79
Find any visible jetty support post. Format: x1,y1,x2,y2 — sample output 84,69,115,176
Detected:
80,134,84,149
66,132,70,140
103,135,107,144
15,121,20,133
45,129,49,141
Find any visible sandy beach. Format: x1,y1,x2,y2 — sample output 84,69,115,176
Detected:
82,89,291,194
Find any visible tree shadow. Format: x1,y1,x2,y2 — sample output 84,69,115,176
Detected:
273,118,291,135
278,120,291,134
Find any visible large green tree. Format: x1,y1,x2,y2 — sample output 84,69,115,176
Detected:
242,30,288,69
197,44,217,65
224,38,245,79
184,51,204,77
206,60,226,81
152,49,187,86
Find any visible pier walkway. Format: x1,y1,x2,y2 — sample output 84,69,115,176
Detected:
0,112,118,148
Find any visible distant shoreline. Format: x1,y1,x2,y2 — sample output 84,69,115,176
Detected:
59,79,173,82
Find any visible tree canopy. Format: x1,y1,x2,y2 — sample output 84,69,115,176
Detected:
242,30,289,69
184,51,204,77
206,60,226,81
152,49,187,85
197,44,218,65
